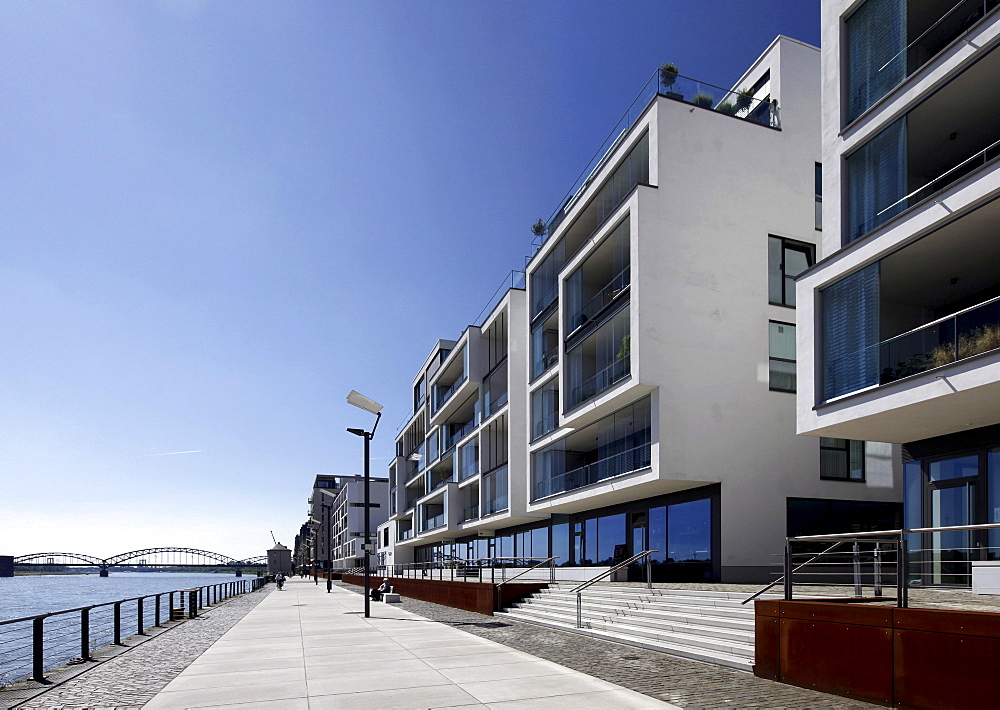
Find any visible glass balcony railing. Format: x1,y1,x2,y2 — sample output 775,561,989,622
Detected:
404,495,419,511
422,513,446,532
443,416,478,452
536,70,773,254
533,412,559,440
458,457,479,481
567,267,631,332
878,296,1000,385
485,390,508,418
398,528,414,541
569,357,631,409
462,504,479,522
432,375,467,414
534,441,652,500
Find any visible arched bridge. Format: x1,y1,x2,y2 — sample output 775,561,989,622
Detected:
14,548,268,576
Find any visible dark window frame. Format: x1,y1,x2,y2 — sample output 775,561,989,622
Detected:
819,438,867,482
768,320,797,393
769,235,815,308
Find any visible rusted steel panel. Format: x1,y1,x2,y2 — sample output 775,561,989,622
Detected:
894,628,1000,710
754,614,781,680
755,599,780,618
340,575,547,615
893,606,1000,638
780,617,893,706
778,600,892,626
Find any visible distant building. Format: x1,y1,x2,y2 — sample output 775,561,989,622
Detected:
306,474,388,571
381,37,902,583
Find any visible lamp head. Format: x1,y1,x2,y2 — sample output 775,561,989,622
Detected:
347,427,366,437
347,390,383,415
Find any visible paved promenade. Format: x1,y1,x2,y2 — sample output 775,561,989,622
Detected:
142,577,674,709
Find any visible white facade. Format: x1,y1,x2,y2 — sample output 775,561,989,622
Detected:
386,36,901,583
796,1,1000,582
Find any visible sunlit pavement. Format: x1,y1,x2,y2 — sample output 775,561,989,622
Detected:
143,576,677,709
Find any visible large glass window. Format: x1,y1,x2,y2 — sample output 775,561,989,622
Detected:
846,117,906,243
552,521,569,566
596,514,627,565
768,236,814,307
565,305,630,410
821,262,880,401
820,439,866,481
845,0,906,123
667,499,713,581
530,241,566,318
768,321,796,392
483,464,508,516
531,315,559,379
531,378,559,441
565,217,630,332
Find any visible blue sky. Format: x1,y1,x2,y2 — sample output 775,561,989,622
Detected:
1,1,820,559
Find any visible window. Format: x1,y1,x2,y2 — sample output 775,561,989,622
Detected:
768,235,814,307
820,438,866,480
769,321,796,392
815,163,822,230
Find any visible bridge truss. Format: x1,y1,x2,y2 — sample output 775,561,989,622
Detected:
14,548,267,569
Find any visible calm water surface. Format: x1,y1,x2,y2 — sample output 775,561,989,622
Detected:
0,572,252,684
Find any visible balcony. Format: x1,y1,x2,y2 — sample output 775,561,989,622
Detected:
567,267,631,333
421,513,446,532
398,528,414,542
568,356,631,411
845,0,999,123
534,442,651,500
847,43,1000,243
432,375,466,414
482,464,509,516
458,442,479,481
879,296,1000,384
462,503,479,522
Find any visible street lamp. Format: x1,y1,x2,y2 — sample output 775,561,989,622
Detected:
347,390,382,619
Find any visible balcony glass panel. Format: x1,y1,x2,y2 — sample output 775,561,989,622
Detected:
530,240,565,318
483,464,509,516
483,362,508,417
846,0,999,123
531,311,559,379
531,378,560,441
565,217,630,333
458,441,479,481
566,305,630,410
533,397,651,500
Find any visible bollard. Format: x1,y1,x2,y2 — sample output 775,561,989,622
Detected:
81,607,91,660
113,602,122,645
32,617,45,682
137,597,146,635
187,590,199,618
155,595,161,626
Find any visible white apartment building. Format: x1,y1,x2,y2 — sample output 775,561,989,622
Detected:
798,0,1000,585
307,474,388,571
385,36,901,583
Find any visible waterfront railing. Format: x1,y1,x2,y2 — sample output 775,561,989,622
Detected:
0,576,269,686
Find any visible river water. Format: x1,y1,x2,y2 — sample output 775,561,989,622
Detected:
0,572,251,685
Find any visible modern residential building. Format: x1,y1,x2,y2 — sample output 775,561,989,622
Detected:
306,474,389,571
385,36,901,584
798,0,1000,585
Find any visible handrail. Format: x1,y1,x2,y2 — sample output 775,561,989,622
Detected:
572,549,657,593
495,556,558,611
573,550,657,628
740,541,847,605
791,521,1000,540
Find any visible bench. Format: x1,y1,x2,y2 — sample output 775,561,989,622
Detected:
382,592,401,603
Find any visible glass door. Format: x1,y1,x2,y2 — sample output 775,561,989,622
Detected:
627,512,648,582
923,454,982,586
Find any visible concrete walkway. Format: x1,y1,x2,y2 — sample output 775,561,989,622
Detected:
143,577,676,709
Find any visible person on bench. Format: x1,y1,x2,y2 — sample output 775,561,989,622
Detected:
370,578,391,601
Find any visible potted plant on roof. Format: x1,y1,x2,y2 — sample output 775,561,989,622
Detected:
692,92,714,109
735,87,754,112
531,219,546,242
659,63,682,100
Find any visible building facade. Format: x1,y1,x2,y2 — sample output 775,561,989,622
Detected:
385,36,902,583
797,0,1000,585
306,474,389,572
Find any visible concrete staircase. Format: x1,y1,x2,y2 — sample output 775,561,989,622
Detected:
497,585,769,671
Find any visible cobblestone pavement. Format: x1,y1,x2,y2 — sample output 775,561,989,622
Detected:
5,587,272,710
335,582,879,710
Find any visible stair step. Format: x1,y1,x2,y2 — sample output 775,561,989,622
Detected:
512,600,754,638
497,609,753,672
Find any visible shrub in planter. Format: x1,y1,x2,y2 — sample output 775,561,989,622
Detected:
717,101,738,116
659,63,679,89
692,93,714,108
735,88,754,111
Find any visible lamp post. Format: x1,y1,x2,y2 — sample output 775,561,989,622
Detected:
347,390,382,619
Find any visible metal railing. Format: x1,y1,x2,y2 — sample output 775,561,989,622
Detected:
742,522,1000,607
0,577,268,686
495,556,558,611
572,550,658,628
534,441,651,500
386,556,556,585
